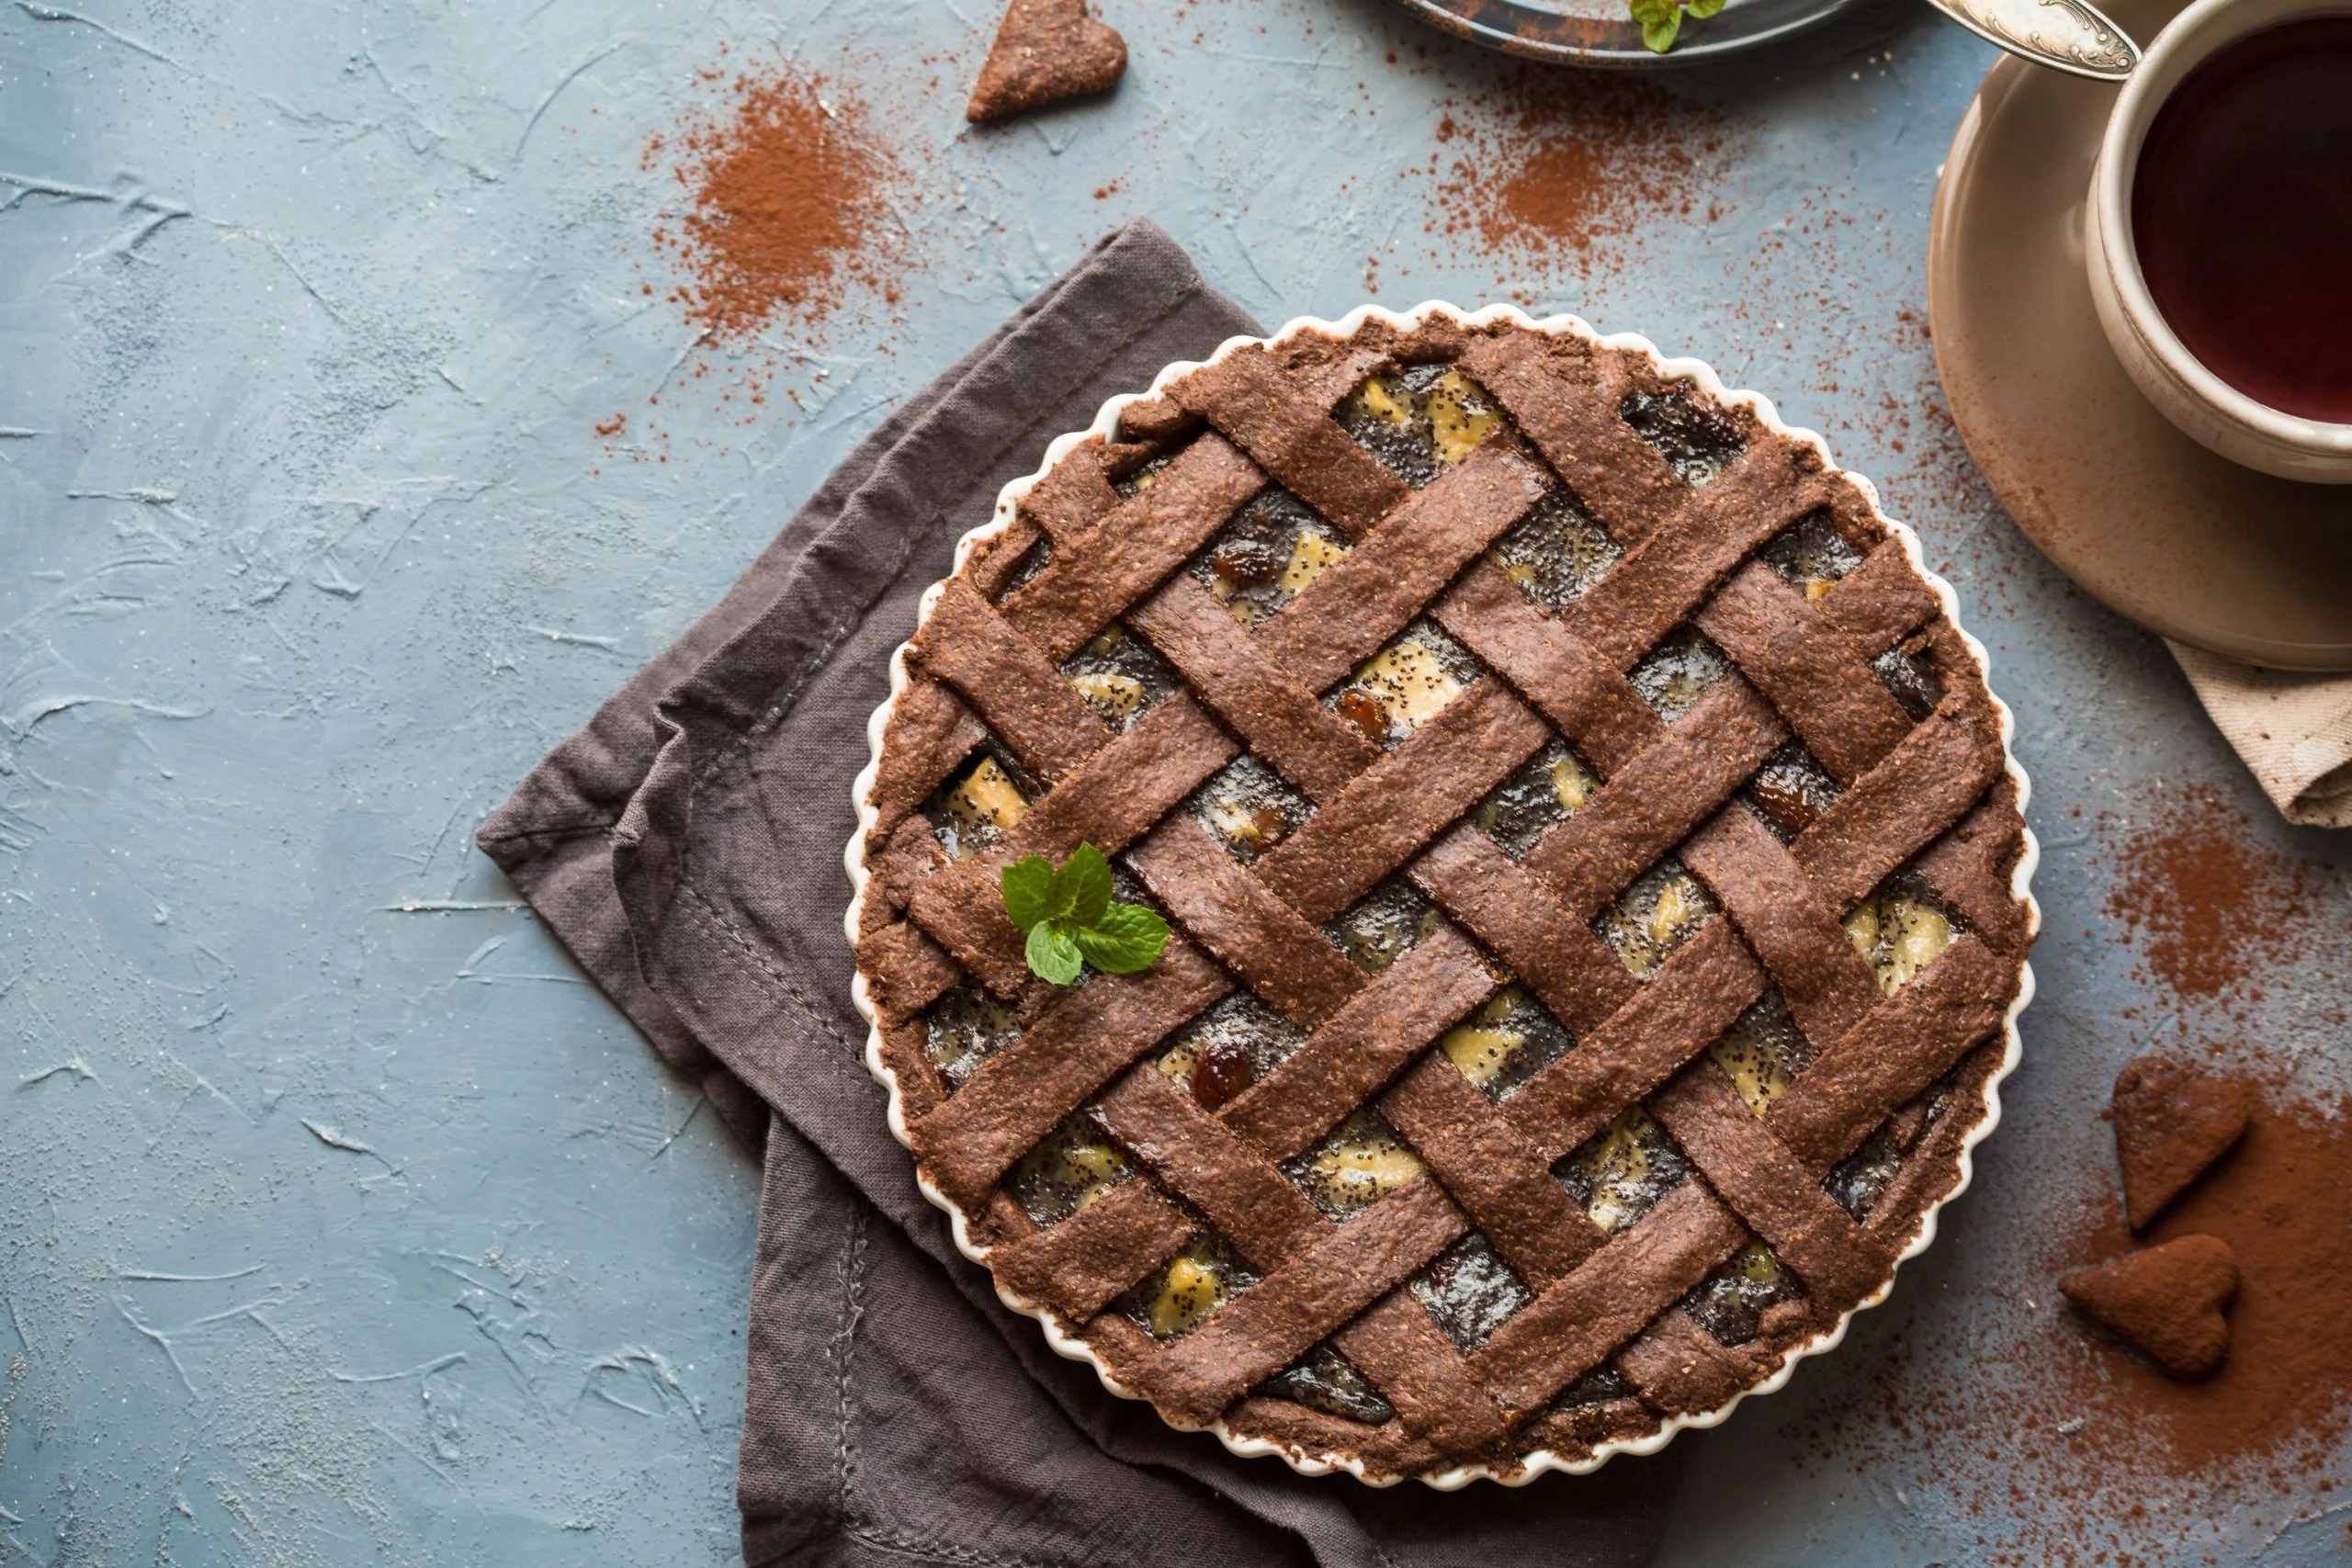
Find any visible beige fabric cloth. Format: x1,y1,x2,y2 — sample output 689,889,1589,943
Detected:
2168,642,2352,828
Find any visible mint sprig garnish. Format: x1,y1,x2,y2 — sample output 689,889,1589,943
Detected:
1630,0,1723,52
1001,842,1170,986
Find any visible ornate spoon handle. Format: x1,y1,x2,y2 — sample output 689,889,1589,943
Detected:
1927,0,2142,78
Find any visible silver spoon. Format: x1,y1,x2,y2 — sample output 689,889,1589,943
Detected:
1928,0,2142,77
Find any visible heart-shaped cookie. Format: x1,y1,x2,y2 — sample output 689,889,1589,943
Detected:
2060,1234,2239,1379
967,0,1127,124
2112,1055,2254,1229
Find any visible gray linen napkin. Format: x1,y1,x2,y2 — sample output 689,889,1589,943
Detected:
480,219,1682,1568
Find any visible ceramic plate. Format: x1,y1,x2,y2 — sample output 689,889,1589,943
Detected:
1396,0,1874,66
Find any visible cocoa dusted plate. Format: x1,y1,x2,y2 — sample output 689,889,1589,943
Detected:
846,303,2037,1484
1396,0,1873,67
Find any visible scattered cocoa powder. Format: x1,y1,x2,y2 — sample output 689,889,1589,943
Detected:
2104,784,2316,1002
2064,1092,2352,1474
1418,73,1726,279
1825,1089,2352,1565
650,64,909,344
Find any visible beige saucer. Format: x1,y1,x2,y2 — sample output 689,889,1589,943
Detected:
1928,0,2352,673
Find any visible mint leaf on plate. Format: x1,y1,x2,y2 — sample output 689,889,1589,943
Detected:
1628,0,1693,51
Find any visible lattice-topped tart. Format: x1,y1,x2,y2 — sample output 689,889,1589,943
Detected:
846,303,2037,1485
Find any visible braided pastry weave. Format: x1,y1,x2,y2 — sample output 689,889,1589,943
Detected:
849,304,2036,1484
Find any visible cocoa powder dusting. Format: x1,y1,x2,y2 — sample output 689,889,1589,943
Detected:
2104,784,2315,1002
1833,1092,2352,1564
2067,1093,2352,1476
650,65,908,344
1421,75,1724,277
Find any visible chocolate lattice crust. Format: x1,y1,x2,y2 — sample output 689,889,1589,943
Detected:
850,308,2033,1483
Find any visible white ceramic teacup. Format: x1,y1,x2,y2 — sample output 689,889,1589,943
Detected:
2086,0,2352,483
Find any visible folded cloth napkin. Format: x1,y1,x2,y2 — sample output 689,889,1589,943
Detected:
2169,643,2352,829
479,220,1683,1568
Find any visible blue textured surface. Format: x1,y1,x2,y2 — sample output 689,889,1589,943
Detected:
3,2,2346,1563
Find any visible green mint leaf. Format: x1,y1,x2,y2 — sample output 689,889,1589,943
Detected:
1072,901,1170,976
1001,854,1057,932
1056,842,1114,929
1026,919,1085,986
1686,0,1724,20
1010,845,1162,984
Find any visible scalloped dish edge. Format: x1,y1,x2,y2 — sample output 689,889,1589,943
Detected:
842,300,2041,1488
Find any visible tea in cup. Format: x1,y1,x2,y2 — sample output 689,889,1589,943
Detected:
2087,0,2352,481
